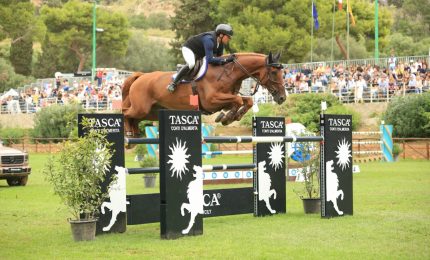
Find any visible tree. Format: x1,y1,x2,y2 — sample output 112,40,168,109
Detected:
210,0,392,62
170,0,215,64
0,0,44,75
119,33,174,72
0,58,33,93
40,0,130,72
10,36,33,75
33,34,78,78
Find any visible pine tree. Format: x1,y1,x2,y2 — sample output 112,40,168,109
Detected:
10,37,33,76
170,0,215,64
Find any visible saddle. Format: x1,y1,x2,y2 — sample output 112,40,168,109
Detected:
174,58,208,82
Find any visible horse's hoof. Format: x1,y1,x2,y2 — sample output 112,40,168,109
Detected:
215,112,225,123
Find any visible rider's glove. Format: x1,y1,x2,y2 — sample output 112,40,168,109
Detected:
225,54,236,63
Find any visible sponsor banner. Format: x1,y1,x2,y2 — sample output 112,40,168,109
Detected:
253,117,286,216
127,187,254,225
78,113,125,235
203,188,253,217
320,114,353,218
159,110,203,239
203,170,253,180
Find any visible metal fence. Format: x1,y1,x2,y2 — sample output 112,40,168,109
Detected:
284,55,430,71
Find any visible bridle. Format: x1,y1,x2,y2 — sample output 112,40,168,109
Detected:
232,57,284,96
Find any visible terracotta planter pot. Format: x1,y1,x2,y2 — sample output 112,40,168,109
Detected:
302,198,321,214
69,218,97,241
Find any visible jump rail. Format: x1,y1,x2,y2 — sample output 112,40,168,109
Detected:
127,163,257,175
126,135,324,145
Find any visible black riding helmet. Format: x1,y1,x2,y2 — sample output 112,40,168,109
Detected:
215,24,233,37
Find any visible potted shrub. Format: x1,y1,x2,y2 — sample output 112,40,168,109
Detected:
134,144,147,162
293,141,321,214
392,143,403,161
140,156,158,188
43,119,114,241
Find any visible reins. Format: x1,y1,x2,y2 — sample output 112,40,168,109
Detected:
232,59,263,96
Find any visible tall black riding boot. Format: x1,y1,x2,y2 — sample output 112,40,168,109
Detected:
167,66,191,93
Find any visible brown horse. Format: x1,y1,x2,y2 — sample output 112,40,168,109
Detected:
122,52,286,137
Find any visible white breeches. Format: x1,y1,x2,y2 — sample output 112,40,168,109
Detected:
182,47,196,69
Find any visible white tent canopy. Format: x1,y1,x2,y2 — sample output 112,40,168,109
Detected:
1,89,19,100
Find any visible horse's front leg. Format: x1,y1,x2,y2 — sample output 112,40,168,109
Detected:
221,104,240,125
209,93,243,125
235,97,253,121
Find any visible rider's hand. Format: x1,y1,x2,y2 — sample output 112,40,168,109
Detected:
225,55,235,63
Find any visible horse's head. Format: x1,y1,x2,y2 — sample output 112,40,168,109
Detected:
261,52,286,104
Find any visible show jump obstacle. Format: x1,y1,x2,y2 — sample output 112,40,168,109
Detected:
78,111,353,239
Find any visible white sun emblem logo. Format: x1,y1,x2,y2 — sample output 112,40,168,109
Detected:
268,142,284,171
335,138,352,171
167,138,190,180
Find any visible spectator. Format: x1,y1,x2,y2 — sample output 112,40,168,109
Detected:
354,74,366,103
388,50,396,71
416,75,423,94
408,74,417,93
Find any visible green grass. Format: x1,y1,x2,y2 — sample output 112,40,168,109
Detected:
1,154,429,259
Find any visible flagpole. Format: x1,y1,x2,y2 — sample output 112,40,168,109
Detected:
331,0,336,63
375,0,379,63
311,0,314,63
347,0,350,61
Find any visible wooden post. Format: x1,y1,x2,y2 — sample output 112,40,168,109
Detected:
402,141,406,160
427,142,429,160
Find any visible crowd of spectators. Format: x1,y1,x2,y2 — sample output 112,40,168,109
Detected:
1,57,430,113
1,69,124,113
282,57,430,103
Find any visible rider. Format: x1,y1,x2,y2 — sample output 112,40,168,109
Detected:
167,24,236,93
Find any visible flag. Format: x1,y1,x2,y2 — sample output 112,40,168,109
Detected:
338,0,343,11
347,0,356,26
312,2,319,30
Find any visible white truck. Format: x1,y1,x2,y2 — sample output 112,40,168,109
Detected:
0,144,31,186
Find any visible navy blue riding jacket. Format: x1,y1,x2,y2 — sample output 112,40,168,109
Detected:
183,31,225,65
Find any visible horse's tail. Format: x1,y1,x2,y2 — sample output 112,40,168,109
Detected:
122,72,144,100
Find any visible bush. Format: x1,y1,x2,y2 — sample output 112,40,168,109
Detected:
0,128,27,145
277,94,341,132
31,103,84,141
129,14,149,29
129,13,170,30
392,143,403,157
241,94,345,131
139,156,158,168
383,93,430,138
240,103,278,127
134,144,148,159
325,105,361,131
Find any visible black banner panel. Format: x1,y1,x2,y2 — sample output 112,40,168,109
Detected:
127,194,160,225
253,117,286,216
127,188,253,225
78,114,126,234
159,110,203,239
320,114,353,218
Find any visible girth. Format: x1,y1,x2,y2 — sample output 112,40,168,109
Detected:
191,81,214,115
